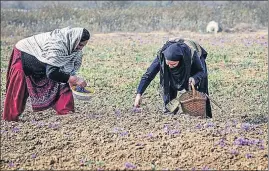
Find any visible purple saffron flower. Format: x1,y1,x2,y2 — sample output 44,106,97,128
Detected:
113,127,119,133
231,119,238,127
241,123,251,131
136,143,144,146
12,127,19,133
31,120,37,124
250,139,260,145
246,153,252,159
164,125,169,133
202,166,209,171
230,149,239,155
86,114,92,119
120,131,129,136
115,109,121,116
169,130,180,135
206,122,214,128
37,122,44,128
132,107,142,113
1,130,7,134
234,137,251,146
225,122,230,128
8,162,14,167
48,123,59,129
147,133,153,138
80,159,85,166
217,138,226,147
259,145,265,150
219,142,225,147
195,124,202,129
31,154,37,159
258,139,263,144
125,162,136,169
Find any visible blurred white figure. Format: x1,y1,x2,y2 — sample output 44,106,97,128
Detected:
206,21,222,34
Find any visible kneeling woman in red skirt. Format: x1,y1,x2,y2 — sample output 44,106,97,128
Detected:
3,26,90,121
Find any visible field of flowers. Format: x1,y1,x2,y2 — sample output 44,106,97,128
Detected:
0,30,268,170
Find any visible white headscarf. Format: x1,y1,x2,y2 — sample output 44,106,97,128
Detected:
16,26,85,74
40,26,83,69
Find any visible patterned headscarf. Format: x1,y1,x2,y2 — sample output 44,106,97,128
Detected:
15,26,85,75
40,26,83,69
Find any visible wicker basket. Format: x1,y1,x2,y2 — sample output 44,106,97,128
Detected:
71,86,95,101
179,84,207,118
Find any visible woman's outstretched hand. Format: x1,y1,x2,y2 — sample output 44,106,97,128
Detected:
188,77,195,86
134,94,142,108
69,76,87,87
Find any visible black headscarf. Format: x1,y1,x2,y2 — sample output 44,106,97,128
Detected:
162,43,183,61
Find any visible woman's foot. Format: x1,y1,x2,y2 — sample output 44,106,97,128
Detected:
163,106,179,115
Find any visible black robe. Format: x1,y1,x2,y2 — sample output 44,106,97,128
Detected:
157,39,212,118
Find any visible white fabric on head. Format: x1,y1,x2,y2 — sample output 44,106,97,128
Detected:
55,26,83,54
41,26,83,67
16,26,84,74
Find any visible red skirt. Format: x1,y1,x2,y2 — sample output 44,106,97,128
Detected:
2,47,75,121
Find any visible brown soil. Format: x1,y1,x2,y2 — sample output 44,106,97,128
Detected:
0,101,267,170
0,30,268,170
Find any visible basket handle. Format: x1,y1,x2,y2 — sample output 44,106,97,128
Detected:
191,83,196,98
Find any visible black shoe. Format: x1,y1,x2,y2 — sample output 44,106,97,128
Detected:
173,107,179,114
163,107,170,114
163,107,179,115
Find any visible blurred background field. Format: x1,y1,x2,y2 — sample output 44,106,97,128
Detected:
0,1,268,170
1,1,268,37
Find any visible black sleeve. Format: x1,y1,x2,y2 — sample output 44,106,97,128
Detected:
46,65,70,83
137,57,160,95
190,51,206,85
